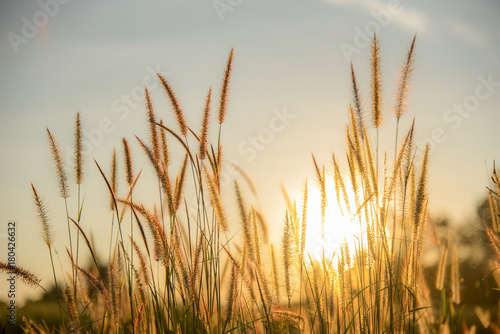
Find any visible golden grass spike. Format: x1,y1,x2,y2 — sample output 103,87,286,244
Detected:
157,73,187,136
76,265,110,306
110,148,118,210
173,153,188,211
122,138,133,187
108,260,120,327
159,120,170,169
218,48,234,124
394,34,416,120
384,128,410,203
191,234,203,297
251,207,263,268
435,237,449,290
203,164,227,231
120,200,167,264
75,112,83,184
31,184,52,248
22,317,47,334
312,154,327,238
299,180,308,266
199,88,212,160
282,211,294,306
135,136,174,216
254,210,269,243
47,128,69,198
131,266,147,310
64,286,81,332
225,261,239,324
235,181,252,257
362,126,378,198
144,87,161,163
489,191,499,232
371,33,382,128
350,64,364,140
130,237,150,286
486,227,500,260
414,144,429,228
0,262,41,287
270,243,280,302
450,244,460,304
332,153,351,215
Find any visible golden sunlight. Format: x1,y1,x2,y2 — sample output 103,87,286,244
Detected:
304,176,365,264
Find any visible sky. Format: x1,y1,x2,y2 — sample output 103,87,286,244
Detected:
0,0,499,303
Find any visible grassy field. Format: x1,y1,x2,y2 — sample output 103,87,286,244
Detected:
2,36,500,333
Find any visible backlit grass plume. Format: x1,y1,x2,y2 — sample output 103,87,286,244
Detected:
47,128,68,198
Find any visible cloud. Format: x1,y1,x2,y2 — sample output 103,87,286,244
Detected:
447,18,487,47
321,0,428,33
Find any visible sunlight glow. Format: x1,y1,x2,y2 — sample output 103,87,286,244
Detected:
304,177,365,264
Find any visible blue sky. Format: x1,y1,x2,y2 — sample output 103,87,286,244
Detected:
0,0,499,302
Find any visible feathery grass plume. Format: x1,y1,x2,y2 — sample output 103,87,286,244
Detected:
332,153,351,215
145,87,161,163
270,243,280,302
218,48,234,124
122,201,167,264
203,164,227,231
133,304,146,334
136,136,174,216
489,191,499,232
159,119,170,169
383,128,410,203
173,153,188,211
225,261,239,324
108,260,120,327
363,126,378,197
64,286,81,332
76,265,110,306
47,128,68,198
486,227,500,260
22,317,47,334
131,237,150,286
282,211,294,306
157,73,187,136
199,88,212,160
235,181,253,257
251,207,271,306
251,207,263,269
394,34,416,119
31,184,52,248
371,33,382,128
122,138,133,187
272,310,305,332
312,155,327,238
75,112,83,184
172,223,191,300
299,180,308,266
350,64,364,140
435,238,448,290
414,144,429,228
450,244,460,304
110,148,118,210
0,262,40,287
191,234,203,297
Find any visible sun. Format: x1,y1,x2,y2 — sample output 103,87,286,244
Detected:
303,177,365,264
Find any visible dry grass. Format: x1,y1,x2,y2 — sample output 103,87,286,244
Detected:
4,38,496,333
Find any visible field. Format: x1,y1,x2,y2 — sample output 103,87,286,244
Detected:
1,36,500,334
